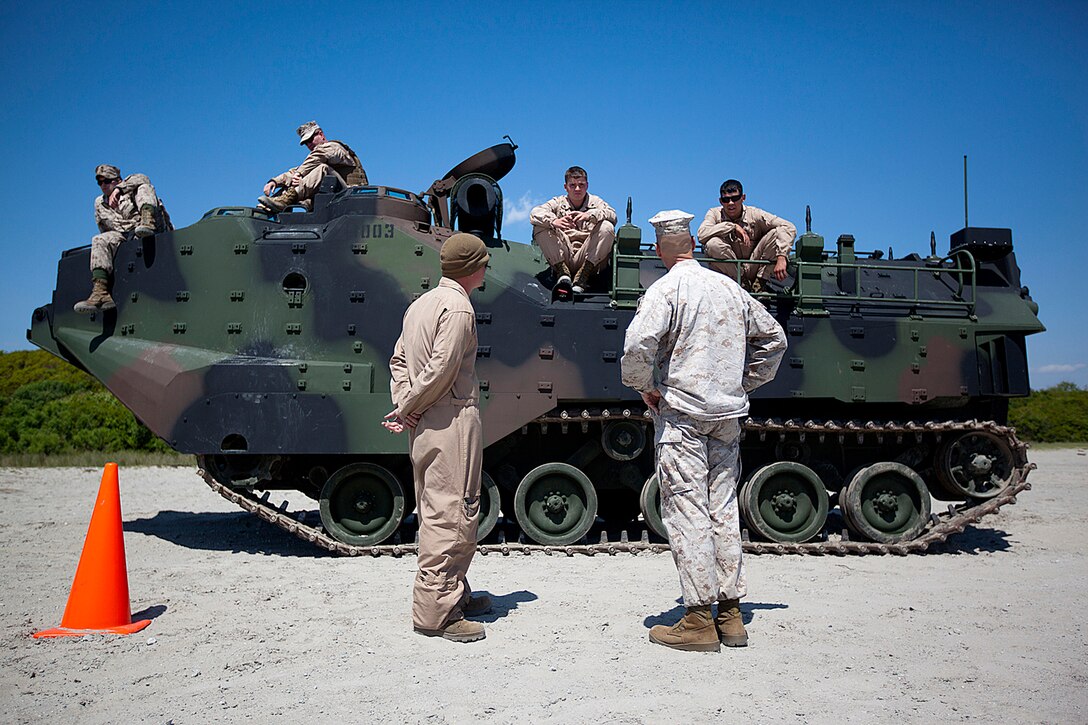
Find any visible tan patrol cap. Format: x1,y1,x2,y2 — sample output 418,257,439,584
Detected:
95,164,121,181
297,121,320,145
649,209,695,254
440,233,490,279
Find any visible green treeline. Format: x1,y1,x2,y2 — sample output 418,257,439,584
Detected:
0,350,169,454
1,350,1085,452
1008,382,1088,442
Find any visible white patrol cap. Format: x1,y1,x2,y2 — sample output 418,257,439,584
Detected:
649,209,695,253
649,209,695,240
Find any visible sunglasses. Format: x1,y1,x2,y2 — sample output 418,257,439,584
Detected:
720,193,742,203
96,178,115,186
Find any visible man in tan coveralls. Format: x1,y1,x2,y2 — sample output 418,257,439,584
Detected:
697,179,796,292
382,233,493,643
530,166,617,294
258,121,368,212
74,164,171,314
622,210,786,652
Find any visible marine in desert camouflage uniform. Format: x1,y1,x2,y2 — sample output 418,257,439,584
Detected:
621,209,786,652
529,165,617,294
74,164,171,314
382,233,494,644
697,179,796,292
258,121,368,212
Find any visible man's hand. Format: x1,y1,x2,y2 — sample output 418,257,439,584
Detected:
552,214,575,231
731,224,751,247
773,256,788,280
289,172,302,187
263,181,276,196
108,188,121,208
571,210,594,226
640,389,662,414
381,409,420,434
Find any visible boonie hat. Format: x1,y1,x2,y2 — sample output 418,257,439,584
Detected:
440,233,490,279
297,121,320,145
95,164,121,181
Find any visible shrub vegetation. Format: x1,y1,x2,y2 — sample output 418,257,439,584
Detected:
1009,382,1088,442
0,350,170,455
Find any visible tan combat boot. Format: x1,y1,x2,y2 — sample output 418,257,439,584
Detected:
648,605,719,652
552,262,573,294
414,618,486,643
135,204,156,238
571,260,597,294
73,278,115,314
716,598,749,647
258,187,300,212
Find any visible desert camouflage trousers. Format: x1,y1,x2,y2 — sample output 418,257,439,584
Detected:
91,182,162,274
532,220,616,269
295,164,346,210
89,232,126,275
654,409,746,606
409,402,482,631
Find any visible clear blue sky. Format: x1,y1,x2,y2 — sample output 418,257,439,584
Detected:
2,1,1085,387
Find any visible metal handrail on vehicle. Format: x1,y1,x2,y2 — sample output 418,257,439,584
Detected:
611,247,977,317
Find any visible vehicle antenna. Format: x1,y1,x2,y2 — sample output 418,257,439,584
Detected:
930,231,937,257
963,154,969,227
502,134,519,151
626,197,632,226
805,205,811,233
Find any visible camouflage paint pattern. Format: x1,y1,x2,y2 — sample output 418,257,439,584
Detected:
27,142,1046,542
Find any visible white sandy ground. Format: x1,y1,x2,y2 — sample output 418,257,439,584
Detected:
1,449,1086,724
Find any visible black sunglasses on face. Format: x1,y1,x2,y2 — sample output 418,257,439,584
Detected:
720,193,742,203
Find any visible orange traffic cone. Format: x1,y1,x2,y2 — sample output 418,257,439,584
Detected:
33,463,151,638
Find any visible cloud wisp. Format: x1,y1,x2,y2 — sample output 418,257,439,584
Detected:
1036,363,1087,374
503,192,539,225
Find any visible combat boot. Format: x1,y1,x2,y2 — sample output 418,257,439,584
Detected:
135,204,156,238
552,262,573,295
571,260,597,294
258,187,300,212
461,592,492,617
73,278,115,314
648,605,719,652
715,598,749,647
414,618,486,643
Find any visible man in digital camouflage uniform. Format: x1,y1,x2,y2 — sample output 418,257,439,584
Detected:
621,209,786,652
74,164,171,314
697,179,796,292
258,121,368,212
382,233,493,643
529,165,617,294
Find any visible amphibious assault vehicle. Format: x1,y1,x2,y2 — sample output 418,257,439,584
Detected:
29,141,1045,555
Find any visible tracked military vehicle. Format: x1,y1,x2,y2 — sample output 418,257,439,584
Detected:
29,141,1044,555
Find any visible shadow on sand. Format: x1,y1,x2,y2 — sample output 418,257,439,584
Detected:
471,590,539,623
124,510,334,558
927,524,1015,555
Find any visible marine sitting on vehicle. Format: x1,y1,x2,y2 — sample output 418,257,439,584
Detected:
258,121,368,213
530,165,617,295
74,164,172,314
697,179,796,292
